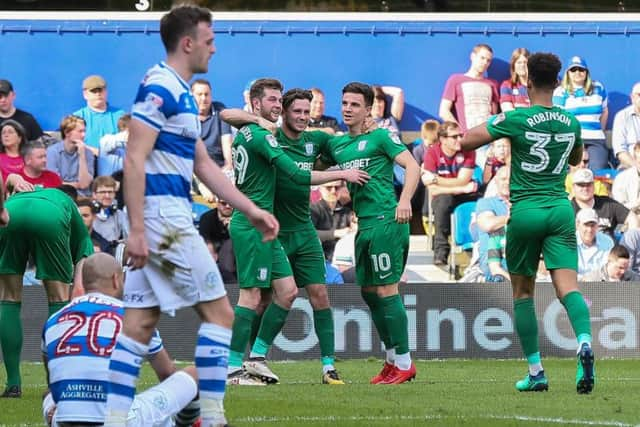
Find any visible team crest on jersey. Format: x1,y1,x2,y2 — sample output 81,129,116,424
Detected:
266,134,279,148
455,153,465,164
305,143,314,155
358,140,368,151
491,113,506,126
391,134,402,145
257,268,268,281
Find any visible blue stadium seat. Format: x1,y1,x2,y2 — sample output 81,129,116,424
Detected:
449,201,478,279
192,202,211,226
594,168,618,182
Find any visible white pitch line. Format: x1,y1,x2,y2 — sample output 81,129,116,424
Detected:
236,414,639,426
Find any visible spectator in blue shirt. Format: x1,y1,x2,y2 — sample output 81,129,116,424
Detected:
46,115,95,197
73,75,125,168
192,79,232,171
576,207,614,278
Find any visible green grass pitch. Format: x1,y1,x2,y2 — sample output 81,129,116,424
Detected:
1,358,639,426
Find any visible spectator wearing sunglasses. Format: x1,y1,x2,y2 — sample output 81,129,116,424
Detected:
422,121,479,265
73,75,125,158
553,56,610,172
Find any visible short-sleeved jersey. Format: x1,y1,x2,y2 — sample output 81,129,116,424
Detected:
423,143,476,178
323,128,406,228
231,124,311,227
42,293,163,424
274,129,331,232
486,105,583,208
6,188,93,263
131,62,200,217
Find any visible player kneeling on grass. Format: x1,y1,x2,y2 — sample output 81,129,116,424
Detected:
461,52,595,394
42,253,201,427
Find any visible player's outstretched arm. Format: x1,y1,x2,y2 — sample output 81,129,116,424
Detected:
0,179,8,227
460,123,493,152
568,143,584,167
220,108,277,134
310,168,370,186
124,120,157,269
194,139,280,242
394,150,420,224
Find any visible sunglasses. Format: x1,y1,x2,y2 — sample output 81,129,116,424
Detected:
569,68,586,73
445,134,464,139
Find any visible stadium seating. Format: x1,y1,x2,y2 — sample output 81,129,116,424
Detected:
449,201,477,279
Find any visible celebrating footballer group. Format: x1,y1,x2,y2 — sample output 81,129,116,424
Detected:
23,4,595,427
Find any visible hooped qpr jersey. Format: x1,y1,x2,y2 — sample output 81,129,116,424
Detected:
486,105,583,208
132,62,200,217
42,293,163,423
322,128,406,228
274,129,332,232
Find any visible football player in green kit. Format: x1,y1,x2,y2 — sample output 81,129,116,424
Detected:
460,52,595,394
222,79,369,385
319,82,421,384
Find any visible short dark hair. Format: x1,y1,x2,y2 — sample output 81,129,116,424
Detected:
528,52,562,91
191,78,211,90
342,82,374,107
160,5,212,53
609,244,630,261
249,78,283,102
19,139,45,159
57,184,78,202
76,197,95,211
283,88,313,110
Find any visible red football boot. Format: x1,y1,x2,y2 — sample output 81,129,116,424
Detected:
370,362,395,384
379,362,417,384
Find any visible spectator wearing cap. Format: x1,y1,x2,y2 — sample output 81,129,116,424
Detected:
582,244,640,282
192,79,232,171
73,75,125,169
553,56,610,172
0,79,43,141
565,147,608,198
571,168,638,239
576,207,614,278
611,82,640,169
307,87,341,135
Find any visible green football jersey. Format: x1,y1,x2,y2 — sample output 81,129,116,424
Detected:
231,124,312,226
324,128,406,228
274,129,332,232
6,188,93,262
486,105,583,207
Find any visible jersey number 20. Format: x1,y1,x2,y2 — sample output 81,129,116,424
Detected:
55,311,122,357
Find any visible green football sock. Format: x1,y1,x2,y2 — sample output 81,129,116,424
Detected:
382,295,410,355
514,298,539,358
361,291,392,349
561,291,592,343
250,303,289,357
0,301,22,387
249,311,263,349
314,309,335,366
229,306,257,368
48,301,68,317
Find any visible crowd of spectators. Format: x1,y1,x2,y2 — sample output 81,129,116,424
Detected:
3,38,640,284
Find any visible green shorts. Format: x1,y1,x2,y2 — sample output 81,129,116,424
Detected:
280,226,326,287
355,221,409,286
507,202,578,277
0,197,74,283
230,222,292,288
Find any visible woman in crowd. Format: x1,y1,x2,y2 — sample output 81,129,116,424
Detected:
553,56,610,171
499,47,531,111
0,120,27,179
